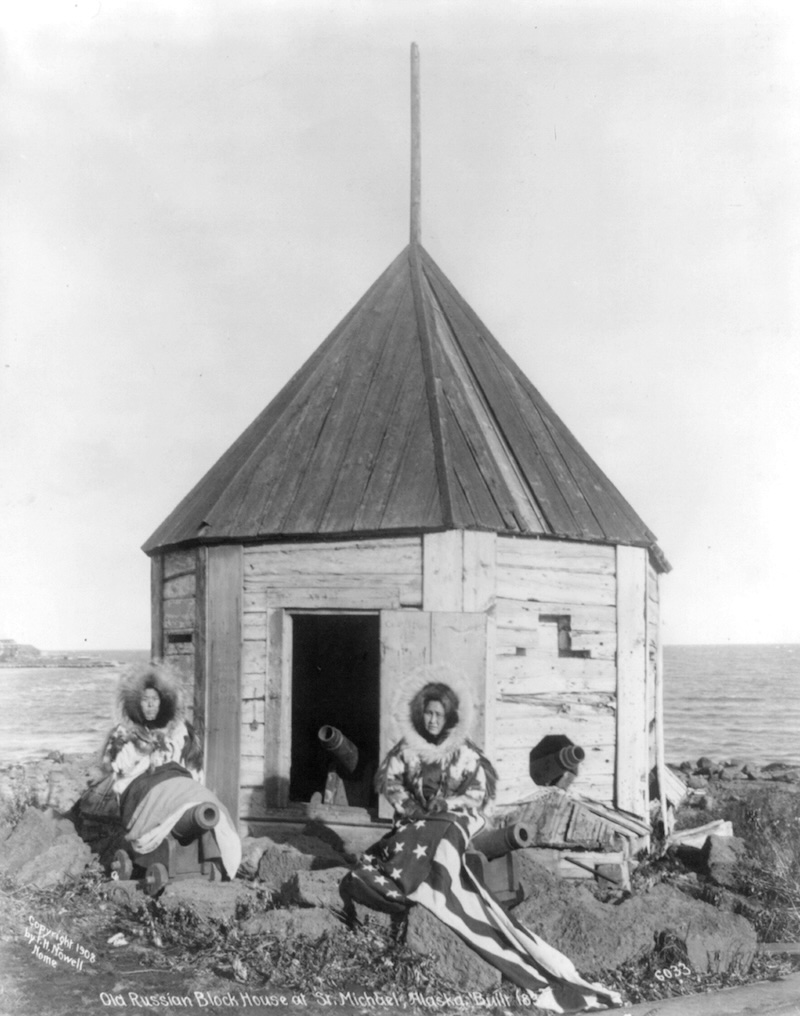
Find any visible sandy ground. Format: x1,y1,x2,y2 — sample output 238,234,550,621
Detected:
623,972,800,1016
0,937,313,1016
3,928,800,1016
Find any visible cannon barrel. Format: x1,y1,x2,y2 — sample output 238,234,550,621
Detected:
318,725,359,775
529,744,585,786
471,821,533,860
171,802,220,842
558,744,585,772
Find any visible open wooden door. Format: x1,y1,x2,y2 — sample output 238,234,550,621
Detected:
378,610,490,818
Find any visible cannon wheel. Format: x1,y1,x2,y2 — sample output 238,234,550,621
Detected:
111,849,133,881
144,862,169,896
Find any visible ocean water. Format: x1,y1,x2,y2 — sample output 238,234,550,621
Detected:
663,643,800,767
0,645,797,767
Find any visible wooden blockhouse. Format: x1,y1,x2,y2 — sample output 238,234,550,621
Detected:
143,242,670,837
143,50,669,843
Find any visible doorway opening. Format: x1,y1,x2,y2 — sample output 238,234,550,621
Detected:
290,613,380,809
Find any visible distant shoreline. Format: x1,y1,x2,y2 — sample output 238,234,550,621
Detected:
0,660,116,670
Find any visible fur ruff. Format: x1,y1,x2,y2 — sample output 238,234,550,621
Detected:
117,661,185,728
389,663,476,765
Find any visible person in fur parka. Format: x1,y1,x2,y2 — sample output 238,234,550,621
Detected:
375,665,497,821
102,662,203,785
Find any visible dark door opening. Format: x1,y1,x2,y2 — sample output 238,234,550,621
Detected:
290,614,380,809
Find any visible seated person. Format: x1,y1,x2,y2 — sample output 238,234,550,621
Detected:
102,662,203,786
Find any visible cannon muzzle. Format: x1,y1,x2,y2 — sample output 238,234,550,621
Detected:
472,821,533,860
318,725,359,775
171,802,220,842
529,739,585,787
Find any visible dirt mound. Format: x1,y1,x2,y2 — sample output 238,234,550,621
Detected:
514,852,756,976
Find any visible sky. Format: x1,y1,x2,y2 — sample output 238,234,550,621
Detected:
1,0,798,650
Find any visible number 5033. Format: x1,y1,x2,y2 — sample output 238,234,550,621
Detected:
655,962,691,981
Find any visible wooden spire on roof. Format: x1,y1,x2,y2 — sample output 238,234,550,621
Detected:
143,48,667,568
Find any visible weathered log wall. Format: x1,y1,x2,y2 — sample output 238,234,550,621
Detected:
493,536,618,807
150,531,659,826
152,548,200,718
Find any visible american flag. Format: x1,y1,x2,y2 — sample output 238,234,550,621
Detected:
348,813,621,1014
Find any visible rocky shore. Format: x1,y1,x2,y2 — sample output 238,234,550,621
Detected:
1,753,800,1014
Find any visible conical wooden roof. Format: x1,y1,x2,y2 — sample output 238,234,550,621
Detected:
143,244,664,561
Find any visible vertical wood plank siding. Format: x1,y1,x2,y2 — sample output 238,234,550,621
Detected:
204,546,243,824
494,536,619,806
646,562,660,768
150,555,164,660
157,549,199,720
615,545,649,817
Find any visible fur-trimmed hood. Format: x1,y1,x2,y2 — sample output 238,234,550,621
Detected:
117,661,186,729
390,663,476,765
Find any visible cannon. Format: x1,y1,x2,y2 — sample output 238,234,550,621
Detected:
529,735,585,789
313,726,373,808
318,725,359,776
110,787,225,895
466,821,535,909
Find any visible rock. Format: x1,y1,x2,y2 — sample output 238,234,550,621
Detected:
672,898,756,973
686,775,708,789
242,907,343,940
348,902,403,938
703,834,747,888
406,905,502,992
720,766,742,782
158,880,253,924
283,868,349,909
514,854,654,974
0,755,99,823
0,808,76,876
514,852,756,976
105,880,140,905
239,837,273,879
256,833,347,891
696,757,717,776
15,833,93,888
742,764,761,780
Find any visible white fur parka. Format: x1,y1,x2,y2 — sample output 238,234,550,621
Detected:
375,666,497,819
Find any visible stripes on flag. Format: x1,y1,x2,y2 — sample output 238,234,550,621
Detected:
348,814,621,1014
